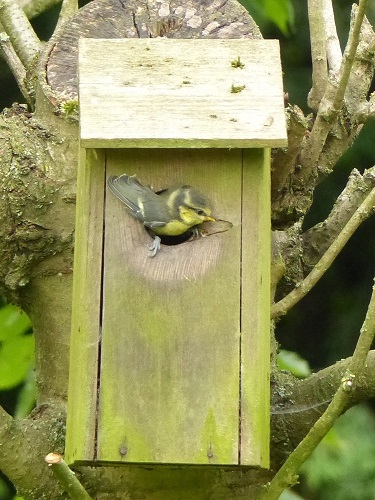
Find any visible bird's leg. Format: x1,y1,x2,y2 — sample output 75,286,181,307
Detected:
190,226,205,239
147,235,161,257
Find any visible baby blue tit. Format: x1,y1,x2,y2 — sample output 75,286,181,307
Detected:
108,174,215,256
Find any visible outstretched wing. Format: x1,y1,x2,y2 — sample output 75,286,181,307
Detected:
107,174,168,227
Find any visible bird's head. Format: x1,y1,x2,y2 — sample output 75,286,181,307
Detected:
174,186,215,228
178,204,214,227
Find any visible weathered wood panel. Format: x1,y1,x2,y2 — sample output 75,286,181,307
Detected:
78,38,286,148
65,148,105,463
240,149,270,467
97,148,242,464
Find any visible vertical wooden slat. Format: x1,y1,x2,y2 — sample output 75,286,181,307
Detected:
240,148,271,467
97,149,242,464
65,148,105,464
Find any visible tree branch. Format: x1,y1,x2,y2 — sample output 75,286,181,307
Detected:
273,166,375,298
265,280,375,498
356,95,375,122
290,350,375,413
271,105,309,224
272,184,375,318
45,453,93,500
262,349,375,468
271,2,375,230
0,402,67,498
332,2,367,111
0,0,41,67
302,166,375,269
0,31,31,104
300,1,369,179
323,0,341,73
53,0,78,33
21,0,63,20
307,0,328,110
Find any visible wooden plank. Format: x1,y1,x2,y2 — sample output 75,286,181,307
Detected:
240,149,270,467
65,148,105,464
78,39,287,148
97,149,242,464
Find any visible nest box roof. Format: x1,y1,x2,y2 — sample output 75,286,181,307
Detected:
78,38,287,148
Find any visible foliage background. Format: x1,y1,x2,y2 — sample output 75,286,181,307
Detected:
1,0,375,498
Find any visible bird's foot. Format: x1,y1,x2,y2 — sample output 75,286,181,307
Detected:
190,226,204,239
148,235,161,257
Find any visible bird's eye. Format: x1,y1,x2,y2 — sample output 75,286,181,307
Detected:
196,209,206,216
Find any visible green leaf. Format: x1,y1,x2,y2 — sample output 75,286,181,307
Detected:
0,476,12,498
239,0,294,35
0,304,32,342
277,349,311,378
0,335,35,389
14,369,36,418
263,0,294,34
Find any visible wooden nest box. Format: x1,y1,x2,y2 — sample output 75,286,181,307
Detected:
66,38,287,468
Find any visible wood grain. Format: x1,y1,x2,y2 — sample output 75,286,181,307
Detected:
65,148,105,463
68,36,281,466
67,147,271,466
78,38,287,148
240,149,271,468
97,148,242,464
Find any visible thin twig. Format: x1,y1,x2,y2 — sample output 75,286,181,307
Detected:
263,281,375,499
331,2,368,110
0,0,62,50
20,0,63,20
271,185,375,319
45,453,93,500
0,0,41,67
0,31,31,105
53,0,78,33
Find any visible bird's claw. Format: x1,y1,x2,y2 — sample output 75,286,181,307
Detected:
190,226,204,239
148,235,161,257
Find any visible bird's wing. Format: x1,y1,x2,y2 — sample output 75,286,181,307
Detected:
144,220,167,229
137,196,168,227
107,174,169,226
107,175,143,218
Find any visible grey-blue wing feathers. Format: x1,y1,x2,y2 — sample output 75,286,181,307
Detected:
107,174,168,228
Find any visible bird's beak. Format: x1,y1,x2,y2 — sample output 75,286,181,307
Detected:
204,216,216,222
